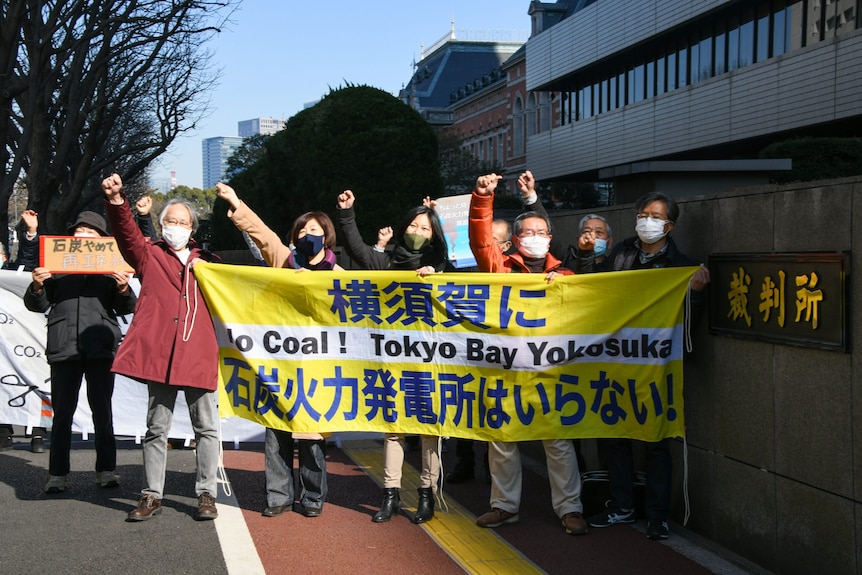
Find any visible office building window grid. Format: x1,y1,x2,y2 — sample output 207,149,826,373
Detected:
560,0,859,124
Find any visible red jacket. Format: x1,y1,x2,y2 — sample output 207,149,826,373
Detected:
105,195,220,390
468,190,573,275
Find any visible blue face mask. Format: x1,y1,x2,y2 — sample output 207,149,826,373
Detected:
593,238,607,257
295,233,325,258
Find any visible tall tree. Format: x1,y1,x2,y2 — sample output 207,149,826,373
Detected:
1,0,237,246
210,85,443,250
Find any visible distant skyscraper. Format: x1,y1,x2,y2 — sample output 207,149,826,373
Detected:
202,136,243,189
238,117,286,137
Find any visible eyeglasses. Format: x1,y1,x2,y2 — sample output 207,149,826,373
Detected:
163,218,191,227
518,229,549,238
636,213,668,221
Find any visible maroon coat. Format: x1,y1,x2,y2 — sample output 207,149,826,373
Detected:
105,195,220,390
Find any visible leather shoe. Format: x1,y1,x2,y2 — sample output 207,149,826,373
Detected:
127,494,162,521
562,511,589,535
293,502,322,517
262,505,291,517
196,492,218,521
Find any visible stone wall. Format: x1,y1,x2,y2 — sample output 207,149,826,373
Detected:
547,176,862,575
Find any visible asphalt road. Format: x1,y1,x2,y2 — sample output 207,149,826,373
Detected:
0,429,767,575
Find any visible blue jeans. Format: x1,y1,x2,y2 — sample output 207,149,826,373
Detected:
264,428,327,509
141,382,219,499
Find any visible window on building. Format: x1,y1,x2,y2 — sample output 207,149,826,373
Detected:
667,51,677,89
540,92,551,132
715,24,727,75
513,97,524,156
677,46,688,87
756,4,771,61
646,60,655,98
698,35,713,81
656,55,666,95
739,15,755,67
527,93,538,136
788,1,806,50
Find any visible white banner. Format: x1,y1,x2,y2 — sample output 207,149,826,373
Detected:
0,269,264,443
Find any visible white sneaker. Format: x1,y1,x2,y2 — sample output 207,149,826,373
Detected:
96,470,120,488
45,475,67,494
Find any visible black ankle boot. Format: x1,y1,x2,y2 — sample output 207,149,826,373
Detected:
372,488,400,523
413,487,434,524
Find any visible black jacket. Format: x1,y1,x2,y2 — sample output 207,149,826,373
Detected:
2,232,39,272
23,274,137,363
575,235,706,314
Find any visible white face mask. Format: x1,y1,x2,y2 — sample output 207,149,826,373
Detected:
162,226,192,250
74,230,100,238
635,217,668,245
517,235,551,259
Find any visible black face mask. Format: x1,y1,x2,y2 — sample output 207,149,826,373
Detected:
295,233,325,257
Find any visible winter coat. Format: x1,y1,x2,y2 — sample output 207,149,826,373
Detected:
229,201,334,440
3,232,39,271
336,205,390,270
229,202,342,271
23,274,136,364
105,195,220,390
468,191,572,276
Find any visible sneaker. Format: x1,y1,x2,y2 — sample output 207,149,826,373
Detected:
196,492,218,521
561,511,589,535
45,475,67,494
646,518,670,540
476,508,519,528
96,470,120,488
30,435,46,453
587,507,635,528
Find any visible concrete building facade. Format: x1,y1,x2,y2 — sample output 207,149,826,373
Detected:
524,0,862,201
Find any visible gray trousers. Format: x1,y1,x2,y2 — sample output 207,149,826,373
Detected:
141,381,219,499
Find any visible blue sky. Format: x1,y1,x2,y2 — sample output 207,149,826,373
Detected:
155,1,532,189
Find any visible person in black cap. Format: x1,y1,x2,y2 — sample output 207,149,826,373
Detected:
23,211,137,494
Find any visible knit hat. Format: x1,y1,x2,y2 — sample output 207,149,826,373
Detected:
68,211,108,237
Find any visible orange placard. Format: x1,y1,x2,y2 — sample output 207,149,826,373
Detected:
39,236,135,274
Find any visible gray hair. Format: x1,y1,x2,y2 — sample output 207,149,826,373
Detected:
158,199,199,233
513,211,551,236
578,213,612,238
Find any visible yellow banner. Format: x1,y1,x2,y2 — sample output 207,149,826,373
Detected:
194,264,697,442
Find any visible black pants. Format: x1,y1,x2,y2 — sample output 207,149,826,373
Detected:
600,437,671,520
49,359,116,476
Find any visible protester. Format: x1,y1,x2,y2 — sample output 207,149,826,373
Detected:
517,170,612,471
468,172,589,536
444,218,511,485
23,211,136,493
336,189,448,524
583,191,710,540
0,210,45,452
217,182,339,518
102,173,221,522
